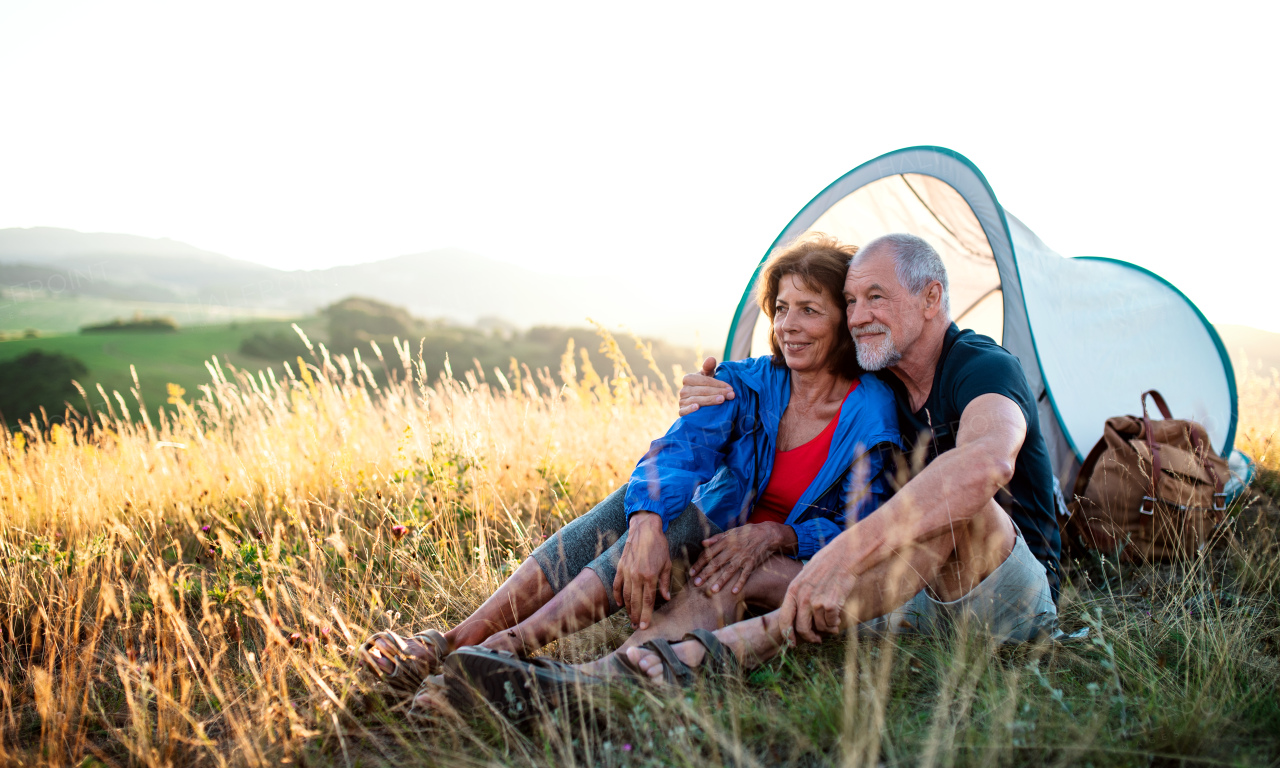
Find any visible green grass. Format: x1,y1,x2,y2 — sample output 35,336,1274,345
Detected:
0,311,695,429
0,318,321,423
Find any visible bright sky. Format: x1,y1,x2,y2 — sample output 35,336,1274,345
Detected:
2,1,1277,335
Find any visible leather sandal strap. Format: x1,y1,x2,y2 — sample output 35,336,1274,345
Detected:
378,630,412,667
527,654,576,672
412,628,450,661
683,629,740,676
642,638,695,687
607,651,649,682
364,630,424,695
360,628,449,695
357,630,392,658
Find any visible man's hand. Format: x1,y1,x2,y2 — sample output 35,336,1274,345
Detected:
612,512,672,630
777,536,860,644
689,523,795,596
678,357,736,416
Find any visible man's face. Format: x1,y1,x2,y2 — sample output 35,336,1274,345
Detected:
843,248,928,371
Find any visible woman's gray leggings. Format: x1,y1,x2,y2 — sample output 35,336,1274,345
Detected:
530,483,723,612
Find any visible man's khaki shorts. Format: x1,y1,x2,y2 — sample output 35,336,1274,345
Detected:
860,529,1057,643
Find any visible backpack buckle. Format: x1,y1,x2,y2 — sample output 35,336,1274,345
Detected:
1140,496,1156,515
1213,493,1227,512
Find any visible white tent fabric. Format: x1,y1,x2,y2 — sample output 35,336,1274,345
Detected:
724,146,1240,487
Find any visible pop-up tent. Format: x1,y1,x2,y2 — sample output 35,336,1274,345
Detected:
725,146,1252,491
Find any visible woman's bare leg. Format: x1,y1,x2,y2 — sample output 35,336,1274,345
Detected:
445,558,561,649
367,557,559,673
466,553,802,664
407,564,622,712
477,566,614,655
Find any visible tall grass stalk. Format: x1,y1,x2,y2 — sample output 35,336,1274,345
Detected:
0,329,1276,766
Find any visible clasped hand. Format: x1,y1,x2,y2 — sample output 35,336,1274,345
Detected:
689,522,791,596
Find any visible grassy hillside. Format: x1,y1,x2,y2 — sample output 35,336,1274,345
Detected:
0,299,697,429
0,319,319,425
0,228,730,347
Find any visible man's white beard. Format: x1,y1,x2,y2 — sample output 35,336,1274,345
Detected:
854,323,902,371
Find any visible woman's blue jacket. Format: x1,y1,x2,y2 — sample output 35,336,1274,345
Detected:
623,355,901,559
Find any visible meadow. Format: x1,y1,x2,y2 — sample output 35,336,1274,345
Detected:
0,326,1277,767
0,298,696,431
0,318,325,423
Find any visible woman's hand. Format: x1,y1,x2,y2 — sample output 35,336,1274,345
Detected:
613,512,673,631
688,523,797,596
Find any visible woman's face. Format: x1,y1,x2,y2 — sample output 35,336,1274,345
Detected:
773,274,844,375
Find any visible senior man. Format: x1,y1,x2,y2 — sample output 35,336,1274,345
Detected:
613,232,1061,682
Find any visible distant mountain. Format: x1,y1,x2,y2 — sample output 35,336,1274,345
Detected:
0,228,588,322
0,227,231,262
0,227,278,298
0,262,182,302
300,250,605,328
0,228,723,345
16,229,1280,364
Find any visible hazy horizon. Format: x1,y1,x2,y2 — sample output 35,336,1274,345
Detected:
2,2,1276,332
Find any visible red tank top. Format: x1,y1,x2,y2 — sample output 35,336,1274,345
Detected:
748,381,859,525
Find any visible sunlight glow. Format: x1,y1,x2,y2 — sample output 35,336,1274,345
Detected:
1,1,1276,335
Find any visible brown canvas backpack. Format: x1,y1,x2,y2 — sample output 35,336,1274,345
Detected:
1065,390,1230,562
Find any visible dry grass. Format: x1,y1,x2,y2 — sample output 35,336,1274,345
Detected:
0,328,1277,767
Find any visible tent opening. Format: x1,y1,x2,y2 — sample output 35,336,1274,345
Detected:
745,173,1005,357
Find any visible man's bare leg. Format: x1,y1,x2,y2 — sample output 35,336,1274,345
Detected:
622,504,1014,680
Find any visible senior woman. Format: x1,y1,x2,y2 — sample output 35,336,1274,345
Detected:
361,234,900,707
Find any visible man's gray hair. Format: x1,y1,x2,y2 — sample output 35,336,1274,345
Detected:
858,233,950,317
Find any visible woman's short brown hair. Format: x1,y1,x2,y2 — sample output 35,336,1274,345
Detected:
757,233,862,379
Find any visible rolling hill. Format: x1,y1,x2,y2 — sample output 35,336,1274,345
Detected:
0,227,724,347
8,227,1277,363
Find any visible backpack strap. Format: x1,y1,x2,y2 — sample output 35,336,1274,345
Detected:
1141,389,1174,420
1072,434,1109,500
1139,391,1166,515
1064,433,1109,551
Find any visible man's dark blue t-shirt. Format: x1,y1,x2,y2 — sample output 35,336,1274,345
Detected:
876,323,1062,601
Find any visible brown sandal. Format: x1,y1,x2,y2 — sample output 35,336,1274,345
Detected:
358,628,450,696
